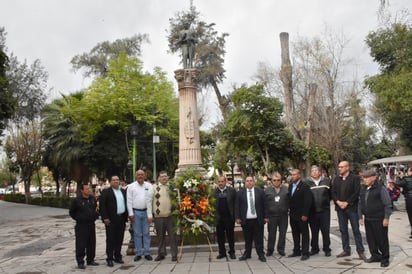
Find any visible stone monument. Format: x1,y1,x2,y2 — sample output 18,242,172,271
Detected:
174,24,204,173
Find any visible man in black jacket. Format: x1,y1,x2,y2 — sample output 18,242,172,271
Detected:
396,167,412,239
99,175,128,267
307,165,332,257
235,176,268,262
288,169,313,261
69,184,99,269
358,169,392,267
215,176,237,259
332,161,366,260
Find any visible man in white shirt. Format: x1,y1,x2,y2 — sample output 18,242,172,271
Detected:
127,169,154,261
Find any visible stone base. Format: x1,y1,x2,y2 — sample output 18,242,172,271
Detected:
175,166,206,176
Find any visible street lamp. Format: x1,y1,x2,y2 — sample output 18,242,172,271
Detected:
127,160,133,183
227,159,236,184
153,126,159,182
247,156,253,176
130,125,138,177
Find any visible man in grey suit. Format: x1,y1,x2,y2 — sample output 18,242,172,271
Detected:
265,172,289,256
235,176,268,262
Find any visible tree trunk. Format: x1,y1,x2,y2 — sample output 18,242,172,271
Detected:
305,83,317,175
279,32,298,138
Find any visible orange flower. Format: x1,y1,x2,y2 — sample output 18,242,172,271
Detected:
181,196,193,210
199,197,209,213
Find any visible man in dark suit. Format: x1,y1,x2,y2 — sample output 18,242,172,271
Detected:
99,175,128,267
215,176,237,260
288,169,313,261
235,176,268,262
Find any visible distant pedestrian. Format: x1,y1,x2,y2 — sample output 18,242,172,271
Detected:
396,167,412,239
127,169,154,261
99,175,128,267
264,172,289,257
152,171,178,262
359,169,392,267
307,165,332,257
69,184,99,269
332,161,366,260
287,169,312,261
215,176,237,260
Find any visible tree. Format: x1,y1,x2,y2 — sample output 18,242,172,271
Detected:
365,23,412,150
5,121,44,203
219,84,295,175
0,27,16,141
71,34,149,78
167,5,229,117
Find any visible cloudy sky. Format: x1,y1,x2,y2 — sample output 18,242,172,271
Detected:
1,0,411,126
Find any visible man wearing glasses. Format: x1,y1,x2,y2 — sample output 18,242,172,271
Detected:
264,172,289,256
332,161,366,261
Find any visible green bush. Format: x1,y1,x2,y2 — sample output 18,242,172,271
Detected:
3,193,74,209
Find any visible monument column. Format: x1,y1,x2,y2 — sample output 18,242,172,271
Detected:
174,68,204,172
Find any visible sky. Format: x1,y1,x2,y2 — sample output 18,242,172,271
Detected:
1,0,411,127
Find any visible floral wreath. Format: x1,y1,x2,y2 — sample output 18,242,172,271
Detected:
170,169,216,236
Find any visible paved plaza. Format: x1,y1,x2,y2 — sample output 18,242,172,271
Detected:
0,199,412,274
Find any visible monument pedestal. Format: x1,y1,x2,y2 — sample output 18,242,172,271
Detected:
174,69,205,174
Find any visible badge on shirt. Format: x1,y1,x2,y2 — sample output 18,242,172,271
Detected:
275,196,280,202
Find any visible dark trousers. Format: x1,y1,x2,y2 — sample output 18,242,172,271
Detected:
365,219,389,263
154,216,178,257
337,209,364,254
75,223,96,265
266,214,288,253
241,219,264,257
290,218,309,256
406,198,412,236
105,215,126,261
309,210,331,252
216,216,235,255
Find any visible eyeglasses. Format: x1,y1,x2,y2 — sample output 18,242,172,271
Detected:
338,166,348,168
272,179,281,181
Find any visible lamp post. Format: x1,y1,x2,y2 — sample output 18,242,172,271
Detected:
130,125,138,177
227,159,236,184
152,126,159,181
127,160,133,183
247,156,253,176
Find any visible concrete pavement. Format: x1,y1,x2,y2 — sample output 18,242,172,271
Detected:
0,200,412,274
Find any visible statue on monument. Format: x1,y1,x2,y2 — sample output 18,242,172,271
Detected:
176,22,197,69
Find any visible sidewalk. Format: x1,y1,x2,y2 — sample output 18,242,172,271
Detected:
0,200,411,273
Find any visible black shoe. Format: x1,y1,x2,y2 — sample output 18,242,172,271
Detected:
107,260,114,267
114,259,124,264
239,255,250,261
266,251,273,256
78,264,85,269
216,254,227,259
300,255,310,261
171,256,178,262
134,255,142,261
229,252,236,259
259,256,267,262
155,255,165,261
309,250,319,255
365,257,381,263
381,261,389,267
87,261,99,266
336,251,350,258
278,251,285,256
325,251,331,257
145,255,153,261
287,252,301,257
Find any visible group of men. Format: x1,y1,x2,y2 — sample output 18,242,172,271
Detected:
69,169,177,269
215,161,393,268
69,160,394,269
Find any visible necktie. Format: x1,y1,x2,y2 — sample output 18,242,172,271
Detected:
249,190,256,215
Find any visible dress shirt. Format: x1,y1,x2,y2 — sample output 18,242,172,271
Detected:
113,187,125,214
127,181,154,218
246,188,257,219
